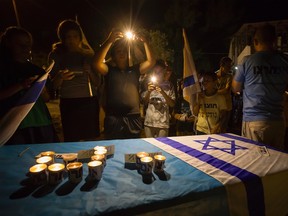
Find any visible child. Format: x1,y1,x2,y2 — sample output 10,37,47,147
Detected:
142,60,175,137
173,79,195,136
48,19,100,142
0,26,59,144
193,72,227,135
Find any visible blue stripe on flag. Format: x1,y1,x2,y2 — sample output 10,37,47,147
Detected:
15,80,46,106
156,137,265,216
183,75,195,88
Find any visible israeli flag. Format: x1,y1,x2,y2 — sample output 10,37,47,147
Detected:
144,133,288,216
182,28,201,115
0,61,54,146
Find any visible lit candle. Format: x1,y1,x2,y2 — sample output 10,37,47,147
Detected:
29,164,47,185
48,163,65,185
136,152,149,169
29,164,47,173
91,154,106,167
87,160,103,181
41,151,55,163
94,148,107,164
140,156,153,175
62,154,77,167
36,156,53,166
153,155,166,172
94,146,107,152
66,162,83,184
94,148,107,157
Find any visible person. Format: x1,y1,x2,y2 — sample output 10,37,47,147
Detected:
0,26,59,144
92,30,155,139
232,24,288,150
48,19,100,142
173,79,195,136
193,72,227,135
215,56,233,132
142,59,176,137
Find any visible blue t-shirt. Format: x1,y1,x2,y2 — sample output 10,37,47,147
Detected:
234,51,288,121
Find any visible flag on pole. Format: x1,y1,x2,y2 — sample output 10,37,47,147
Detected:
0,61,54,146
75,15,94,55
182,28,201,115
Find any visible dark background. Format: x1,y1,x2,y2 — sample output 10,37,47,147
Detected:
1,0,288,70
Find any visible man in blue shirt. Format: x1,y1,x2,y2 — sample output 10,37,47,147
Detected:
232,24,288,150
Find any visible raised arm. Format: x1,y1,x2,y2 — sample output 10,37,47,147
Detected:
92,31,123,75
138,36,156,75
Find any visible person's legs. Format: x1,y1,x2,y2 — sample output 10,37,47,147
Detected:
158,128,169,137
242,120,285,150
144,126,154,138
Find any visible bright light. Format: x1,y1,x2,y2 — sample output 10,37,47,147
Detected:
125,31,134,40
151,76,157,83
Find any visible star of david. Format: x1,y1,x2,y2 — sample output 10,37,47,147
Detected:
194,137,248,155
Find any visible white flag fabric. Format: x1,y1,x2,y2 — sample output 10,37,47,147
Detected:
182,28,201,115
144,134,288,216
0,61,54,146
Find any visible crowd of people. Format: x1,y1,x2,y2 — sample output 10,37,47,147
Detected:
1,21,287,151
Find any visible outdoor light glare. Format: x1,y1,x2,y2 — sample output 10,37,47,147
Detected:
125,31,134,40
151,76,157,83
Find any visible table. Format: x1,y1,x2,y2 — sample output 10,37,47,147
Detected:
1,133,288,216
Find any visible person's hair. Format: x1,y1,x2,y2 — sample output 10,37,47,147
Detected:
202,71,217,81
154,59,167,69
220,56,232,67
57,19,82,42
254,24,276,44
110,38,128,57
0,26,32,58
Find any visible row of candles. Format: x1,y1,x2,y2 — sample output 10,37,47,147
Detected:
29,146,107,185
136,152,166,175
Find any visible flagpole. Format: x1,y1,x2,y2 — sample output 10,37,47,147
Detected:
12,0,21,26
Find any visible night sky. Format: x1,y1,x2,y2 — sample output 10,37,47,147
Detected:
1,0,288,54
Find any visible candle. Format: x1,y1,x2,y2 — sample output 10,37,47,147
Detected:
36,156,53,166
140,156,153,175
153,155,166,172
91,154,106,167
87,160,103,181
48,163,65,185
94,148,107,157
41,151,55,163
30,164,47,173
29,164,47,185
94,148,107,164
94,146,107,152
136,152,149,169
62,154,77,167
66,162,83,184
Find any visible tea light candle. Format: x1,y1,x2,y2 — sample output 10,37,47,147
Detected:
91,154,106,167
36,156,53,166
94,148,107,162
29,163,47,173
66,162,83,184
153,155,166,172
48,163,65,185
94,148,107,156
41,151,55,163
62,154,77,167
94,146,107,151
140,156,153,175
29,164,47,185
87,160,103,181
136,152,149,169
